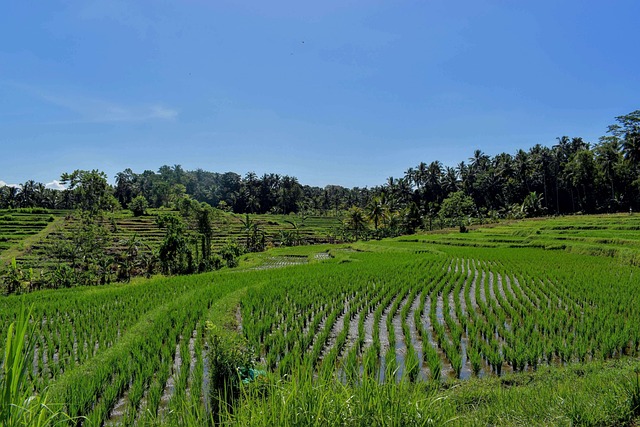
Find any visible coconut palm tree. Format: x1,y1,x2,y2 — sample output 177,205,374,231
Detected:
345,206,368,241
442,167,459,195
366,196,387,233
594,136,622,204
608,110,640,167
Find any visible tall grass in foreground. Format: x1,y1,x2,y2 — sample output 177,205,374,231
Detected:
217,370,450,427
0,305,71,427
202,361,640,427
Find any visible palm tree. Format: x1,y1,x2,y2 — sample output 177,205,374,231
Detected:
285,214,307,246
521,191,544,218
619,125,640,166
19,180,37,208
366,196,387,233
442,167,459,195
425,161,443,203
415,162,428,191
514,149,530,194
404,167,416,190
345,206,368,241
457,161,469,192
240,214,264,252
469,150,489,172
594,136,621,204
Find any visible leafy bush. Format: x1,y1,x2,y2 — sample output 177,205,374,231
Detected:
207,322,255,421
128,195,149,217
219,240,243,268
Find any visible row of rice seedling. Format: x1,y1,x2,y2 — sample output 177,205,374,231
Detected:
239,241,640,385
0,264,274,424
0,275,215,393
444,247,640,368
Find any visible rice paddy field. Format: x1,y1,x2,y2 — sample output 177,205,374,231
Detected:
0,208,341,272
2,213,640,426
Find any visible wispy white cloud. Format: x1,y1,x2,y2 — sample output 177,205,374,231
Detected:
13,83,178,123
39,92,178,123
46,180,66,190
0,180,20,188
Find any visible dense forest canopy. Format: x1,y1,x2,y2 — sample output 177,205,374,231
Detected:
2,110,639,218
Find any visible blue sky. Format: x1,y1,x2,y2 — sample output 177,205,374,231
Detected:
1,0,639,189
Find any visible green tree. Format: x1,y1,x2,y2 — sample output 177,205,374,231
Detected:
366,196,387,238
1,259,23,295
129,195,149,217
157,214,192,275
521,191,545,218
114,168,138,207
439,191,476,229
564,148,597,212
195,203,217,269
240,214,266,252
608,110,640,166
60,169,118,214
594,136,623,208
345,206,368,241
284,214,307,246
219,240,243,268
402,202,422,234
46,211,113,287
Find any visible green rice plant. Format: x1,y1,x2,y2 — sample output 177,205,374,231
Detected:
425,347,441,382
404,345,420,383
343,348,359,385
363,347,378,379
217,371,453,426
622,370,640,419
384,347,397,382
0,305,72,427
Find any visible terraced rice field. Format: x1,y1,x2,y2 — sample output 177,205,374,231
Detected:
0,209,63,257
0,209,341,271
2,214,640,425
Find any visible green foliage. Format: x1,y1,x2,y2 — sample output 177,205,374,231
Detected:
3,214,640,425
47,210,113,286
402,202,422,234
439,190,476,227
157,213,192,275
0,305,70,426
206,322,255,421
622,371,640,419
60,169,119,214
128,195,149,217
219,240,243,268
344,206,368,240
240,214,265,252
521,191,545,217
1,259,23,294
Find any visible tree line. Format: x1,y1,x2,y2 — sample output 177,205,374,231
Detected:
2,110,638,220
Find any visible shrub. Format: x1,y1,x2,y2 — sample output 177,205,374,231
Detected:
219,241,243,268
129,195,149,217
207,323,255,421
